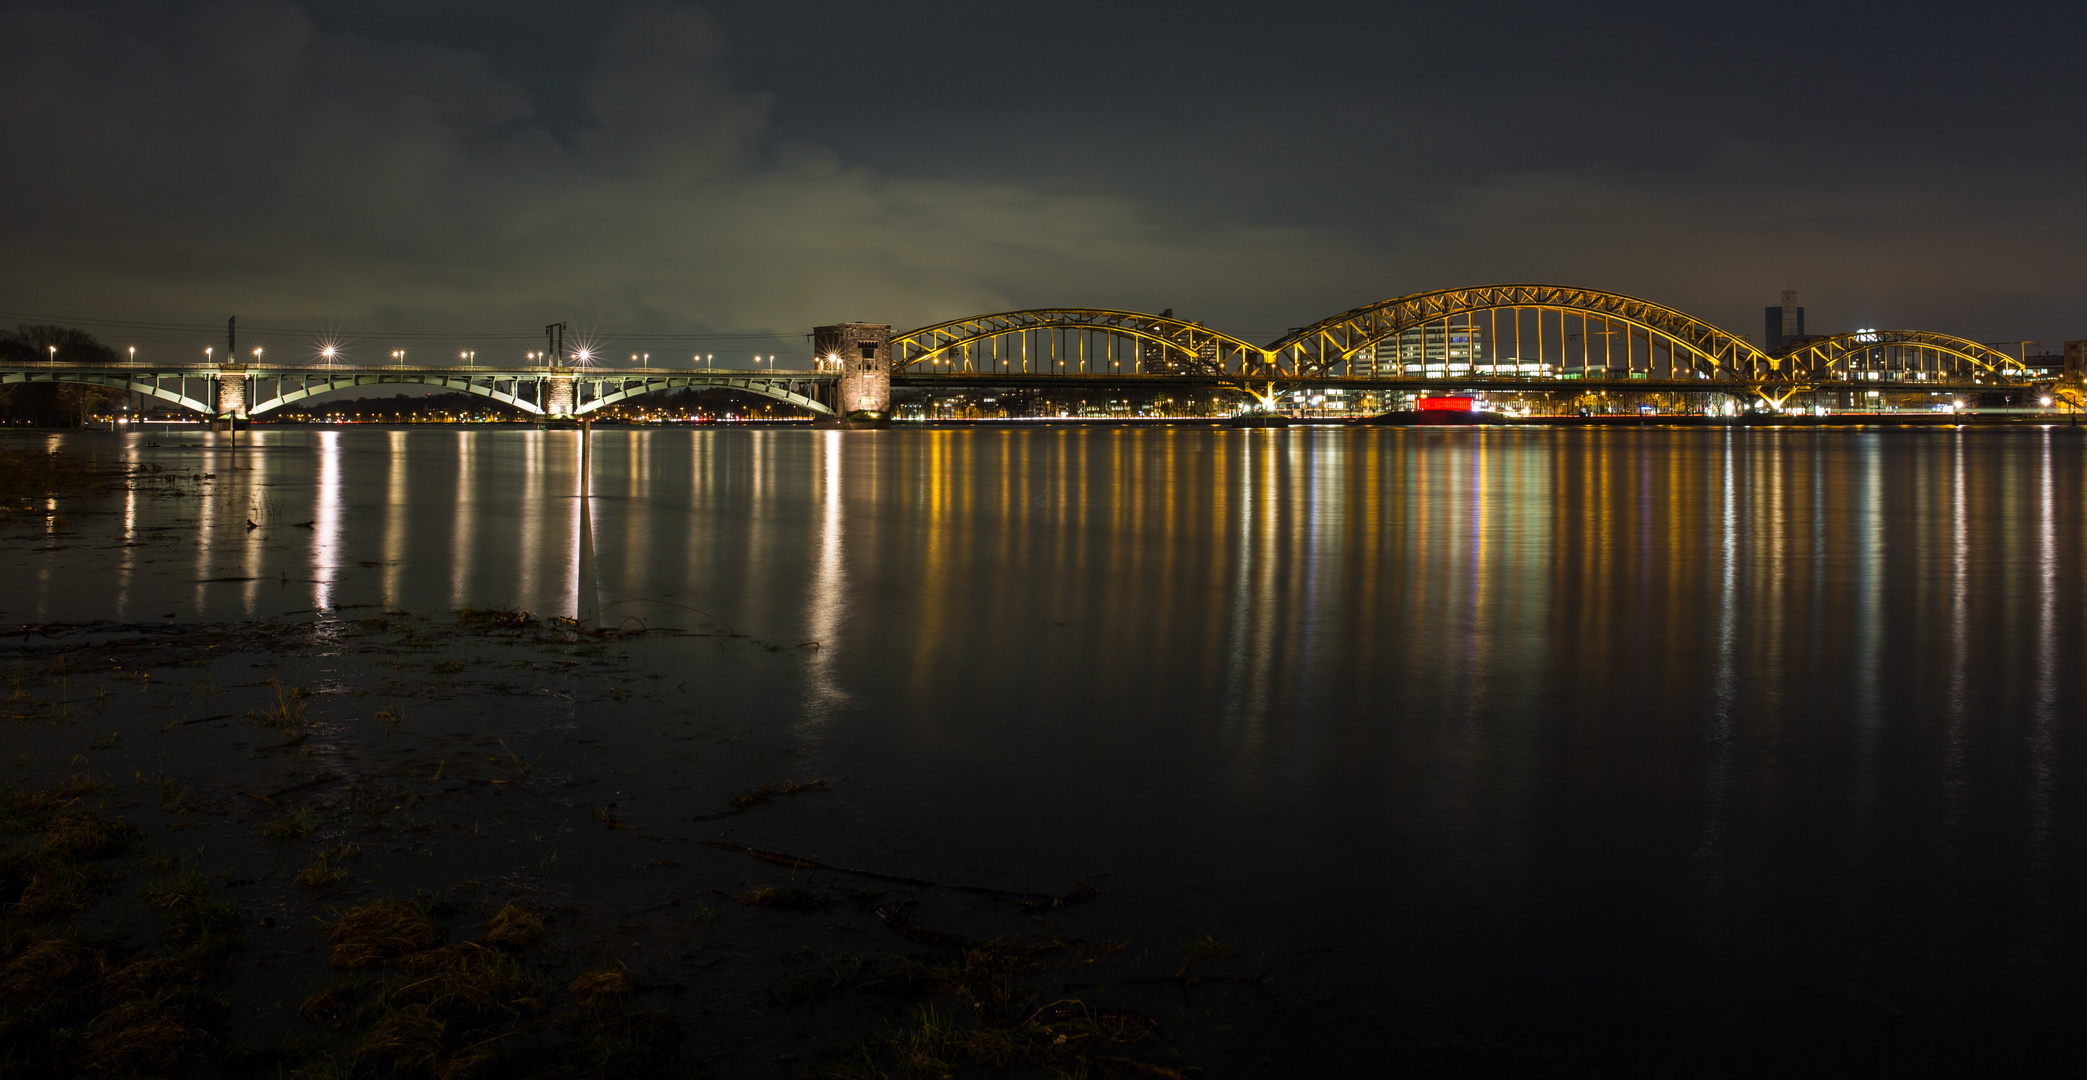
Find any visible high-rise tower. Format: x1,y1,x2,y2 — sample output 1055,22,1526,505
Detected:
1765,288,1805,351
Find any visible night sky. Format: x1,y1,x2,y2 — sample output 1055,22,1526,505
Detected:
2,1,2081,359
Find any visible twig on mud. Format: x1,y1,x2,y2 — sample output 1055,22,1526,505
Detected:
873,902,971,948
688,777,837,821
1064,948,1332,991
694,840,1090,907
1094,1058,1192,1079
159,713,232,732
264,773,342,800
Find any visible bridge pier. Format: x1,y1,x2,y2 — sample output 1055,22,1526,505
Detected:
545,372,577,417
814,323,891,424
215,369,248,419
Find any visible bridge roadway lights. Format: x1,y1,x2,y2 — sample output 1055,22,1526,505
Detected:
545,373,577,418
814,322,892,425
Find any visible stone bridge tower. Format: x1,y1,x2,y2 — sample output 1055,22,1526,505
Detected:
814,323,892,421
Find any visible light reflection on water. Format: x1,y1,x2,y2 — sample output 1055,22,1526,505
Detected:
13,424,2087,1070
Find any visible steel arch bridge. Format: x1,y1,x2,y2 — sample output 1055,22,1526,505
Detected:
1768,330,2031,383
888,285,1791,383
1265,284,1774,380
890,308,1276,378
886,285,2042,396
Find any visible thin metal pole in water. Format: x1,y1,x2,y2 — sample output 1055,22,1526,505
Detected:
580,418,591,498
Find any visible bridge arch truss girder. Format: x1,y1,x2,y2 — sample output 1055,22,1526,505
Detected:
0,370,217,414
891,309,1279,378
575,375,835,416
247,373,546,416
1266,285,1775,381
1769,330,2032,384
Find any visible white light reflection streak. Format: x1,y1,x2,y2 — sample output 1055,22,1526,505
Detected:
1221,431,1278,749
312,431,343,611
1694,428,1738,926
114,468,138,619
2025,429,2057,976
383,432,409,607
1848,436,1883,896
239,434,267,617
1933,430,1970,935
192,441,216,617
450,431,475,608
800,431,850,725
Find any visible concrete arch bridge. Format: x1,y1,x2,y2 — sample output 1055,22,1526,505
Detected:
0,367,838,420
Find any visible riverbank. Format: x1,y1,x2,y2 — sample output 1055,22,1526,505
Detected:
3,612,1324,1078
4,592,1440,1079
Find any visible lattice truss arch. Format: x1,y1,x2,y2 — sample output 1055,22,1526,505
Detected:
890,309,1279,377
1768,330,2031,383
1267,284,1776,379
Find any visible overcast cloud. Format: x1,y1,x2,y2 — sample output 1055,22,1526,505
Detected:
0,1,2081,357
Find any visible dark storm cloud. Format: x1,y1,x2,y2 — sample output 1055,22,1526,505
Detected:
1,1,2082,355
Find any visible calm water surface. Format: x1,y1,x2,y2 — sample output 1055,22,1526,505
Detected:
13,425,2087,1074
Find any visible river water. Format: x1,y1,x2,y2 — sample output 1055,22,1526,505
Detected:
9,424,2087,1075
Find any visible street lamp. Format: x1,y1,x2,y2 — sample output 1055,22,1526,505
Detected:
322,346,337,366
47,345,55,363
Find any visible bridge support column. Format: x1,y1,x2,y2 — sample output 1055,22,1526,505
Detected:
215,369,248,419
545,372,576,417
814,323,892,423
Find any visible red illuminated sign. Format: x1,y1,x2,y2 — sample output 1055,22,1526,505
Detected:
1416,397,1474,412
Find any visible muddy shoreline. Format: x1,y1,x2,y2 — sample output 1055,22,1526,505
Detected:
2,611,1339,1078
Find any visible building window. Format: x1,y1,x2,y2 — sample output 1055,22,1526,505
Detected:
858,343,877,359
